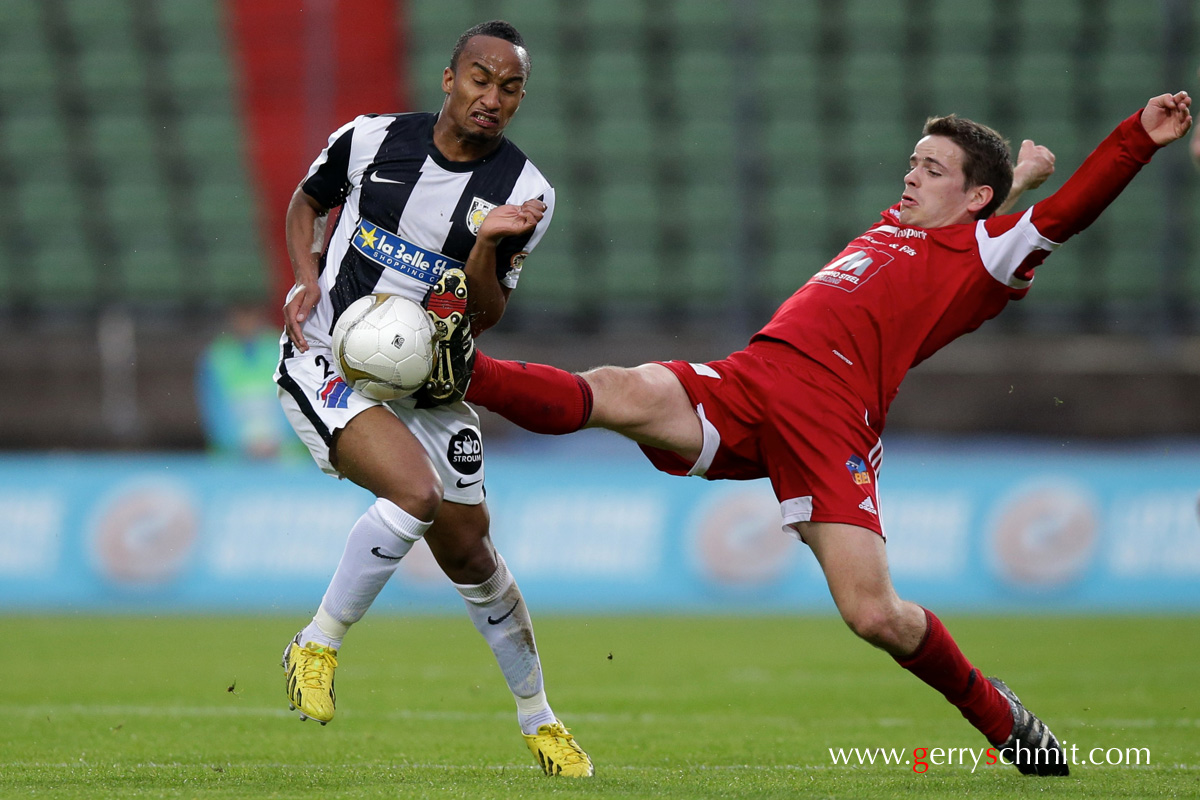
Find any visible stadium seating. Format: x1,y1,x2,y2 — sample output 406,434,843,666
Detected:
0,0,1194,333
0,0,264,310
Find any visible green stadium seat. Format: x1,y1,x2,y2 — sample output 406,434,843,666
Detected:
667,0,733,36
594,114,655,167
584,49,648,107
756,0,819,30
581,0,647,28
0,0,40,25
843,52,907,122
676,118,735,168
31,239,97,304
844,0,907,34
672,49,736,116
207,227,268,301
926,51,990,118
89,111,160,183
497,3,560,42
1,111,71,173
163,49,233,111
753,49,821,116
928,0,993,44
20,179,95,301
176,112,249,182
75,49,146,107
598,182,658,250
156,0,225,49
847,117,910,174
0,48,57,104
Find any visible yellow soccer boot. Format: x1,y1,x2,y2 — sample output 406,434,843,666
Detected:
524,719,594,777
282,634,338,725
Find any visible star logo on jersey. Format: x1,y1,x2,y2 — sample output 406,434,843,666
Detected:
356,224,380,251
466,197,496,235
845,455,872,485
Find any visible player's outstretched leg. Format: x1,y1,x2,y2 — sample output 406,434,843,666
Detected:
462,352,594,434
989,677,1070,776
415,268,475,406
282,634,338,725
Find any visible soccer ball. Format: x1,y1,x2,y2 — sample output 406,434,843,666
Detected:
331,294,435,401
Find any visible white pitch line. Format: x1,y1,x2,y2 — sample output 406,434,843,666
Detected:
2,761,1193,773
6,705,1200,731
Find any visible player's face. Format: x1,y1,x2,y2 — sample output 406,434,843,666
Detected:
898,135,991,228
440,36,528,149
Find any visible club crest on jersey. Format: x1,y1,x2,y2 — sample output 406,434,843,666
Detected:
466,197,496,235
845,455,872,485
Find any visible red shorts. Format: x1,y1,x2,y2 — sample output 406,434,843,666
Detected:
639,340,886,537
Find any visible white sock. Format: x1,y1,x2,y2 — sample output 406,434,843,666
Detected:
300,498,431,650
455,555,556,735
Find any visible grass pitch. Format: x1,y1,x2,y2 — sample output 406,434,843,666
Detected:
3,614,1198,799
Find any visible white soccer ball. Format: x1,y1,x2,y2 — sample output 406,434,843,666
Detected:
331,294,435,401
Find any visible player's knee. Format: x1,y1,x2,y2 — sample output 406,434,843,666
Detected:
842,602,903,648
441,545,497,585
380,472,443,522
582,365,656,428
427,532,497,584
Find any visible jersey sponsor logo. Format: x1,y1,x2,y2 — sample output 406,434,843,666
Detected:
447,429,483,475
352,221,464,286
845,455,872,485
872,224,926,240
466,197,497,235
811,247,893,292
319,376,351,409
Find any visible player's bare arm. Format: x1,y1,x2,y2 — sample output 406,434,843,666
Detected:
994,139,1055,215
283,188,328,352
462,198,546,334
1140,91,1192,145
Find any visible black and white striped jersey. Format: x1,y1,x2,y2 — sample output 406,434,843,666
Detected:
296,112,555,348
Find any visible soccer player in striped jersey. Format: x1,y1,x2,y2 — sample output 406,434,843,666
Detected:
275,21,591,777
443,91,1193,776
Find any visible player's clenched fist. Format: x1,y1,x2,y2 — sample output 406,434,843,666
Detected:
478,199,547,242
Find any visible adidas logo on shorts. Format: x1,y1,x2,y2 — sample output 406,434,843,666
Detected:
858,497,877,515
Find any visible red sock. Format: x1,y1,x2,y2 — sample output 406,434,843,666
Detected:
895,609,1014,745
465,352,594,435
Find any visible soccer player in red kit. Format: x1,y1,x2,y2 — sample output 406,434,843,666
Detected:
444,91,1192,775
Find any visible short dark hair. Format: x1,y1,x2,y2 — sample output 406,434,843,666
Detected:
449,20,530,76
922,115,1013,219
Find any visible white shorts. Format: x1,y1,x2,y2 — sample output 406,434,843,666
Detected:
275,341,486,505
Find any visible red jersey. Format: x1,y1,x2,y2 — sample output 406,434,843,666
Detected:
754,111,1161,428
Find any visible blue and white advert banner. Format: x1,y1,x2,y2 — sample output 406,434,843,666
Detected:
0,439,1197,612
